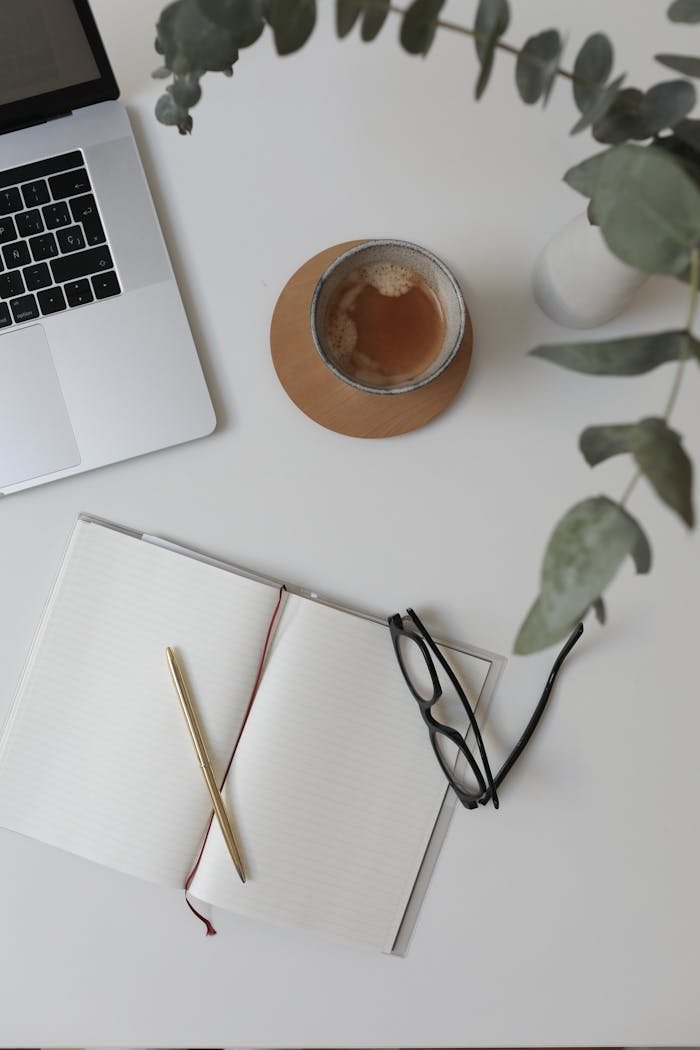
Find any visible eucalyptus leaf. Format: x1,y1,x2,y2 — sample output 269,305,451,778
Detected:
514,496,651,654
656,53,700,78
641,80,696,136
515,30,562,105
267,0,316,55
673,117,700,152
155,92,192,133
196,0,264,45
473,0,510,100
531,330,700,375
400,0,445,56
361,0,389,41
593,144,700,277
152,65,172,78
579,423,639,465
668,0,700,22
564,148,612,197
573,32,614,112
571,73,625,135
654,131,700,187
592,87,645,144
580,418,695,527
156,0,240,72
169,76,203,107
592,597,607,624
336,0,361,37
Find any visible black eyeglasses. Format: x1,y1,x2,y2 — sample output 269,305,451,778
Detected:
388,609,583,810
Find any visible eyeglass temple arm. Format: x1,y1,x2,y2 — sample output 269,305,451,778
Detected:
489,620,584,795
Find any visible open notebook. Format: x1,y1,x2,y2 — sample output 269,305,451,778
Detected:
0,516,504,953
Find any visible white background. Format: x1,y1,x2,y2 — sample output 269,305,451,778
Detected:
1,0,699,1044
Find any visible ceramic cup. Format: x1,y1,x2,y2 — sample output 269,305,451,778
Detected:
310,239,466,395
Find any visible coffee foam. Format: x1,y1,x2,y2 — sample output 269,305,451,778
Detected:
362,262,416,297
325,264,419,363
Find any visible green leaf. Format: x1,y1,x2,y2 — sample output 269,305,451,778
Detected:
591,597,607,624
531,330,700,375
473,0,510,100
641,80,696,136
336,0,361,37
571,74,626,135
361,0,389,41
195,0,265,45
152,65,172,79
581,420,693,527
155,92,192,133
592,144,700,277
592,87,645,144
668,0,700,22
573,32,614,112
656,53,700,78
514,496,651,654
591,81,697,147
400,0,445,55
515,29,562,105
169,76,203,108
156,0,240,72
564,148,612,197
673,117,700,151
579,423,639,465
267,0,316,55
580,418,695,527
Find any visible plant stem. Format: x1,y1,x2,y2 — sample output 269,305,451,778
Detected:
619,248,699,511
387,3,578,83
663,247,699,422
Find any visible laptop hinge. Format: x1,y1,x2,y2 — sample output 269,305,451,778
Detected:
0,111,72,136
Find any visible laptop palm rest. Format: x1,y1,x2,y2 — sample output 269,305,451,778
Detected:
0,325,80,489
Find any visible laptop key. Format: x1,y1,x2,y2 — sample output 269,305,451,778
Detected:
29,232,58,261
0,188,22,215
37,285,67,316
23,262,52,291
91,270,121,300
16,209,44,238
0,302,11,327
64,279,93,308
21,179,50,208
42,201,71,229
56,225,85,254
50,244,113,284
69,193,106,245
10,293,39,323
49,168,91,199
2,241,31,269
0,217,17,244
0,270,24,299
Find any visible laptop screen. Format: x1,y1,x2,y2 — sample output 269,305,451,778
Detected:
0,0,118,132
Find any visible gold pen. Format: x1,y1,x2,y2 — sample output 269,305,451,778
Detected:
166,646,246,883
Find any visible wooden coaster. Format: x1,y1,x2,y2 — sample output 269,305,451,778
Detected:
270,240,472,438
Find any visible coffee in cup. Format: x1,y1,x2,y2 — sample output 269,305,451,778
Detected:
310,240,465,395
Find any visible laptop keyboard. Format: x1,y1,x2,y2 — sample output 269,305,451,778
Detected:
0,149,121,330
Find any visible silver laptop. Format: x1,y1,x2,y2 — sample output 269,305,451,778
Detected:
0,0,216,496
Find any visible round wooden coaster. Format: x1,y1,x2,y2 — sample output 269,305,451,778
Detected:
270,240,472,438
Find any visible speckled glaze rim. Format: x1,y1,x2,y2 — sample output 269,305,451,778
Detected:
309,239,466,396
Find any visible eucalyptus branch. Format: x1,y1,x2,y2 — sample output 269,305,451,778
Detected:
386,2,577,82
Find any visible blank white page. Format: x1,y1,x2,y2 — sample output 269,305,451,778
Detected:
0,520,282,888
190,595,491,952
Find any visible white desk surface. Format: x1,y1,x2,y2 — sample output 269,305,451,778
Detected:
2,0,699,1045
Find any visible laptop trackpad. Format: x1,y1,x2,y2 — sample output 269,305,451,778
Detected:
0,325,80,489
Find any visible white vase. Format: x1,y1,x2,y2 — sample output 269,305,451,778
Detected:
532,211,648,329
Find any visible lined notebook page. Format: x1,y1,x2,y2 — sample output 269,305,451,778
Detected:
0,520,281,888
190,594,490,952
